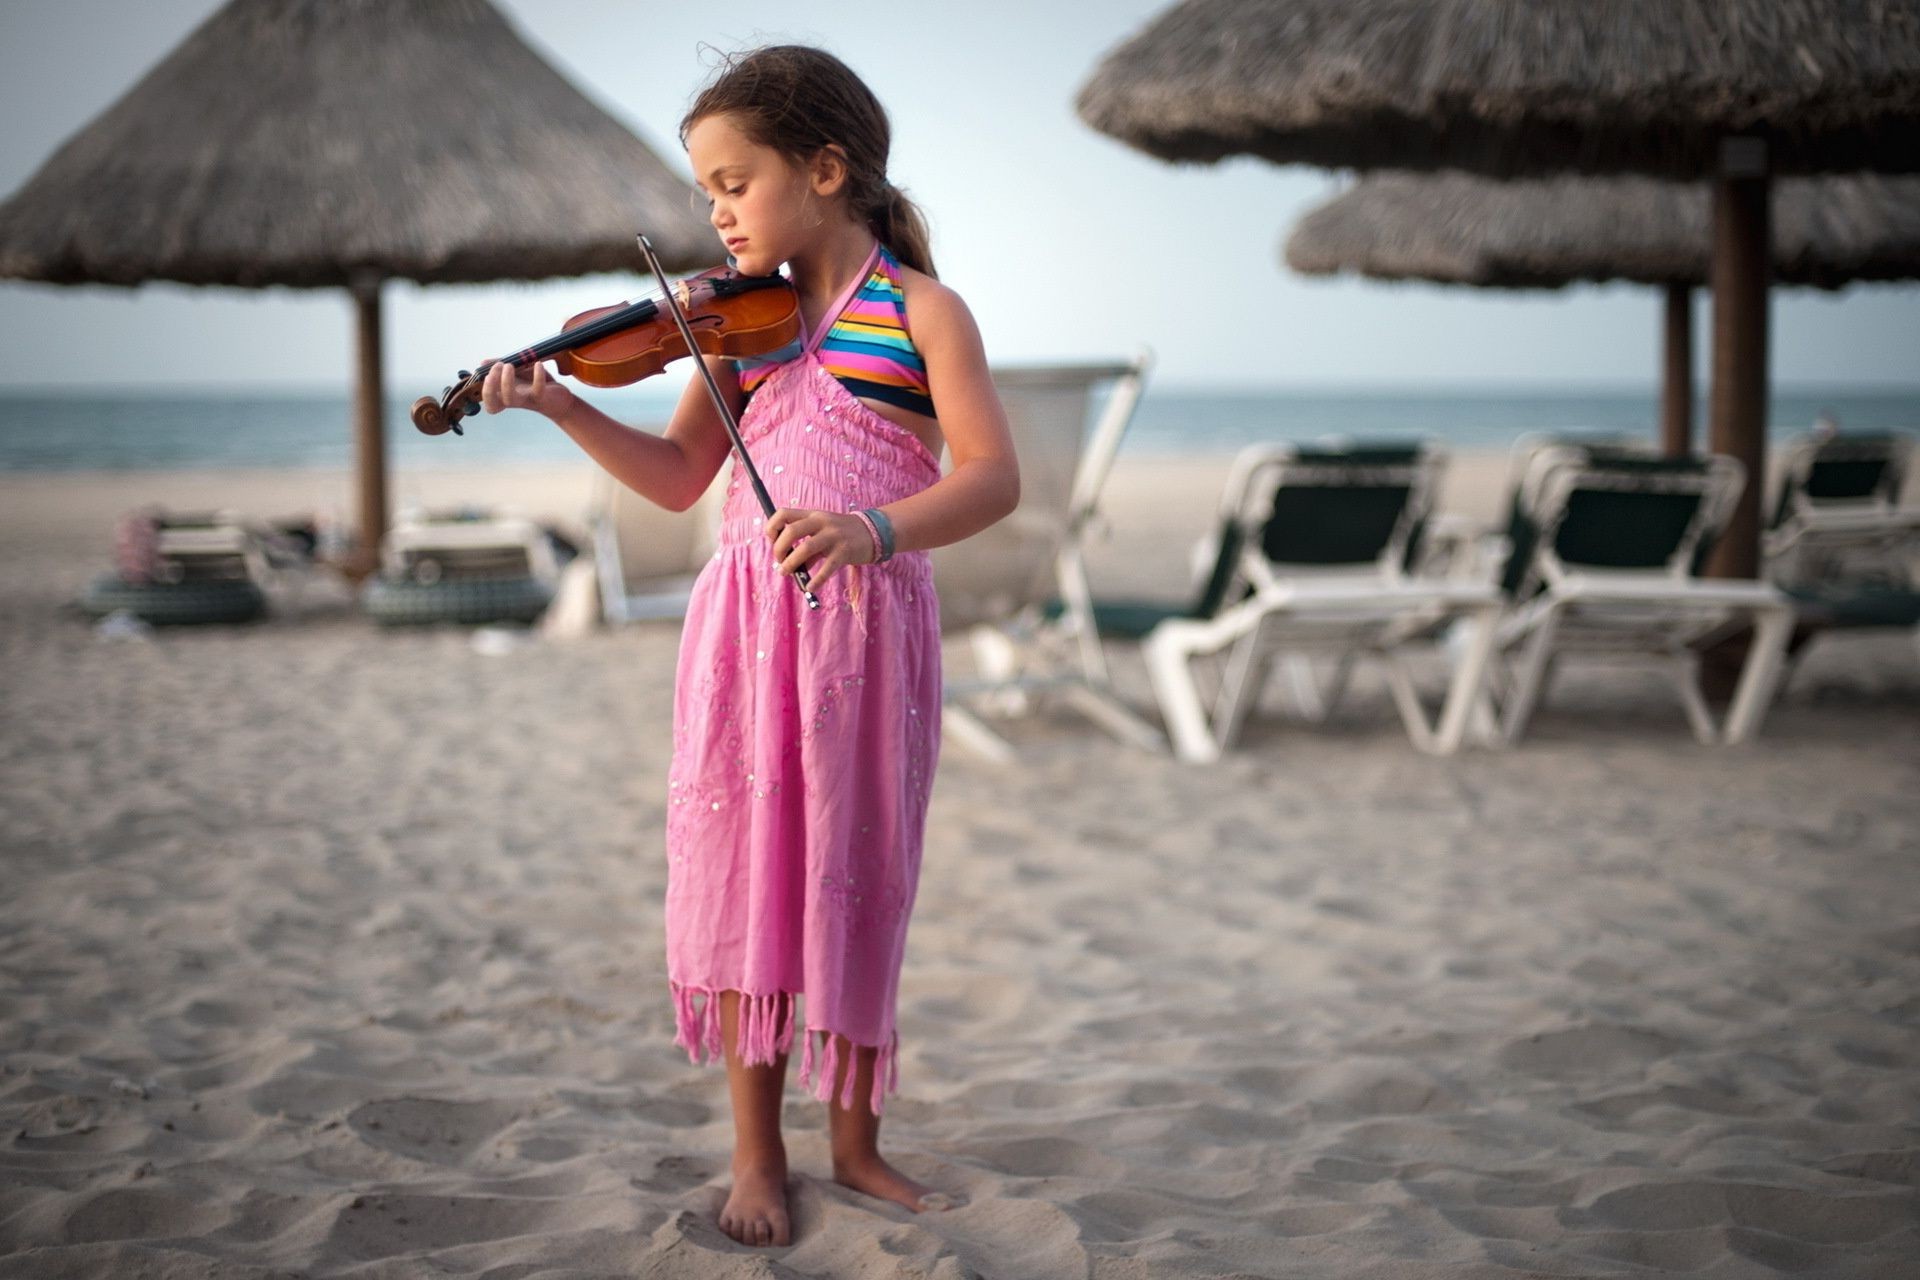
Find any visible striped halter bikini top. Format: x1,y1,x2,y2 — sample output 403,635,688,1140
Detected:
733,242,936,419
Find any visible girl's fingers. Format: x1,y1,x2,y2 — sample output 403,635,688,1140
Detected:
766,509,806,557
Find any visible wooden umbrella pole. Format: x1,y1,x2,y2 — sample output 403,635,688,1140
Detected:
1705,137,1771,581
350,273,388,583
1660,283,1693,458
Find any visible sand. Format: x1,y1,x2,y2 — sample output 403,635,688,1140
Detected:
2,447,1917,1278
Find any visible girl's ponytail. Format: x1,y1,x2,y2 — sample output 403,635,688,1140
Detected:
872,183,936,280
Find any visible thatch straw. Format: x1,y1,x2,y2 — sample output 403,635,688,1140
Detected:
1078,0,1920,178
1285,173,1920,290
0,0,717,288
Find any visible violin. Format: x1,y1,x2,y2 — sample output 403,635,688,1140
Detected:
410,265,800,435
414,235,822,609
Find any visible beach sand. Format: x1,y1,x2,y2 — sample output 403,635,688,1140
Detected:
2,448,1917,1278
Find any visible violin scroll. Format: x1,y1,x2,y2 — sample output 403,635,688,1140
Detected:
411,364,495,436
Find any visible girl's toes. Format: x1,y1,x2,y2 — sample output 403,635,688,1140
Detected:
916,1190,964,1211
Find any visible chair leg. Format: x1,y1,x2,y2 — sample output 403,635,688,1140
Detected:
1383,653,1435,752
941,701,1019,764
1144,627,1222,763
1500,608,1562,744
1722,607,1795,744
1670,655,1720,744
1213,623,1275,751
1313,649,1360,722
1281,653,1323,719
1060,683,1168,753
1435,604,1501,754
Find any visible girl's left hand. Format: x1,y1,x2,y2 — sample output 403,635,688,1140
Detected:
765,508,877,587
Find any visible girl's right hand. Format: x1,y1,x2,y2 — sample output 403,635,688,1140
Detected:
479,357,576,420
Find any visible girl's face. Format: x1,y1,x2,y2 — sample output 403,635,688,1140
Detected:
686,113,836,277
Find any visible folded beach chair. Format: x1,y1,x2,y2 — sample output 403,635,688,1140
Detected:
1475,437,1796,744
588,466,728,624
930,351,1167,762
1137,440,1505,762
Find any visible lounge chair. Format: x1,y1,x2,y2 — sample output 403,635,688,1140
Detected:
1136,440,1505,762
1763,428,1920,680
363,505,564,626
930,351,1167,762
1765,429,1919,586
79,507,274,625
1476,436,1796,744
589,466,729,624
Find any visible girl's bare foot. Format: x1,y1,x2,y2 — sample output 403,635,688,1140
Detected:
718,1151,792,1247
832,1151,965,1213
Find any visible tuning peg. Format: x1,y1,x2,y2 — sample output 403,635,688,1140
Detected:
463,400,480,417
457,369,472,381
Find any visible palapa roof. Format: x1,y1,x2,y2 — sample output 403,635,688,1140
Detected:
1285,172,1920,290
1077,0,1920,178
0,0,717,289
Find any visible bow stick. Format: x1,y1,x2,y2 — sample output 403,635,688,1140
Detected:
637,234,820,611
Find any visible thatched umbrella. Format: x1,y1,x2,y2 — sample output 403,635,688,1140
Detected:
1285,172,1920,455
0,0,716,579
1078,0,1920,579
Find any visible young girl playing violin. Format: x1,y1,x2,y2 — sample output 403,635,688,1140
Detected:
478,44,1018,1249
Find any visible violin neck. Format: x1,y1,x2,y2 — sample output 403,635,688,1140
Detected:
514,298,660,366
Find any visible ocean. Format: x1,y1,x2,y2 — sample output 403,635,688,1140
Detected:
1,385,1914,472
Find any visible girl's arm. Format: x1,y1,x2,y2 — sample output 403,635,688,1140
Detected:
763,280,1019,587
874,278,1021,551
548,356,743,513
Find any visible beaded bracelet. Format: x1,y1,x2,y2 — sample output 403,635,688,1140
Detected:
863,507,896,563
853,509,885,565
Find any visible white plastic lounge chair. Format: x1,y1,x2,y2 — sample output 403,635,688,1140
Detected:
589,467,728,624
1138,440,1504,762
1763,429,1920,681
1477,438,1796,745
931,350,1166,763
1765,429,1920,588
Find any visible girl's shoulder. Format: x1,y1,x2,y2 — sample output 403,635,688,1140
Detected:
894,264,976,355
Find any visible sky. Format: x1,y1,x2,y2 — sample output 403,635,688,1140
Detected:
1,0,1915,397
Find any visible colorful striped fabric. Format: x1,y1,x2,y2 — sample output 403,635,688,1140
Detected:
735,244,935,418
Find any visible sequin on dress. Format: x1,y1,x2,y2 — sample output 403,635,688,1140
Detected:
664,243,943,1117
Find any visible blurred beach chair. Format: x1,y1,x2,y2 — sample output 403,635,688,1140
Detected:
1764,429,1919,587
1762,428,1920,681
79,506,275,625
362,505,563,626
1135,440,1504,762
589,467,727,624
931,351,1167,762
1471,436,1795,744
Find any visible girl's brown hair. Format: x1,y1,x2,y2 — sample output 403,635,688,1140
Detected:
680,45,936,279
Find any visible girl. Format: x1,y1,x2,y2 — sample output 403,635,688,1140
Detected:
479,45,1019,1249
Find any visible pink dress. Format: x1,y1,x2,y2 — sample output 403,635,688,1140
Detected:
664,253,943,1117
